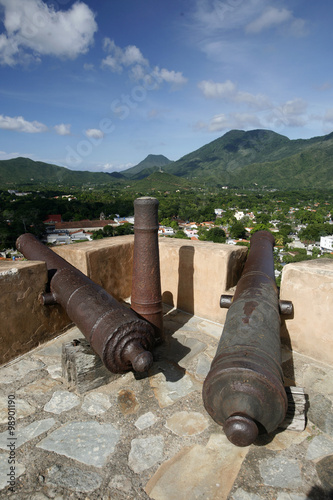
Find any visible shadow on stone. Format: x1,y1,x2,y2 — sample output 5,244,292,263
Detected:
306,484,333,500
177,245,195,316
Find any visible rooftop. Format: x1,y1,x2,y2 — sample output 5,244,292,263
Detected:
1,236,333,499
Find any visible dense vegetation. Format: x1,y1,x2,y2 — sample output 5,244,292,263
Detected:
1,185,333,253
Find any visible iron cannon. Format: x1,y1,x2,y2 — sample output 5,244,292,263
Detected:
131,197,164,343
202,231,292,447
16,233,155,374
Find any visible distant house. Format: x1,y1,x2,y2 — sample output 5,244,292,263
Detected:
44,214,62,224
184,229,198,239
46,233,71,245
320,235,333,252
158,226,174,236
114,217,134,225
55,219,117,233
70,230,93,242
234,211,245,221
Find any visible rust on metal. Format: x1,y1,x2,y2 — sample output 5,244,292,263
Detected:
203,231,289,447
131,197,164,343
16,233,155,374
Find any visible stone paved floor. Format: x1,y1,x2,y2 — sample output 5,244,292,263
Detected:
0,307,333,499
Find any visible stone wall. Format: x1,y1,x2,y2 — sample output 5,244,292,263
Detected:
1,237,332,368
0,261,71,365
280,258,333,367
158,238,247,323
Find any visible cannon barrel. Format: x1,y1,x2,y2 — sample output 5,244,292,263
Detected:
131,197,164,343
202,231,288,447
16,233,155,374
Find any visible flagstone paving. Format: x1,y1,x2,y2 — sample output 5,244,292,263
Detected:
0,307,332,499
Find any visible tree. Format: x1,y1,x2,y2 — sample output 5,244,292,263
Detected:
204,227,226,243
250,224,271,235
174,230,189,239
229,221,246,239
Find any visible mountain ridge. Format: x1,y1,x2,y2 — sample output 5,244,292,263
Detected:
1,129,333,190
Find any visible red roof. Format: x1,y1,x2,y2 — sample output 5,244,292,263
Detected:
44,214,62,224
55,219,116,230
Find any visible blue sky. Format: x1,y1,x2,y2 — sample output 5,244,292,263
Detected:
0,0,333,172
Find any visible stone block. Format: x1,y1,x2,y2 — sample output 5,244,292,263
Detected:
280,259,333,366
54,235,134,301
159,239,247,323
62,339,120,393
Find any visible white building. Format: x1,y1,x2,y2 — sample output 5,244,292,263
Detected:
234,211,245,221
158,226,174,236
320,235,333,252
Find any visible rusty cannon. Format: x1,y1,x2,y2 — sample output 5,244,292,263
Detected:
131,197,164,344
202,230,292,447
16,233,155,374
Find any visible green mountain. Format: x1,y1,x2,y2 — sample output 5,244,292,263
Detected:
121,154,173,179
2,129,333,191
0,157,117,188
161,129,333,189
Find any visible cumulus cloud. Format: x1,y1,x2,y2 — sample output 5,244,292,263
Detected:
0,0,97,66
0,114,48,133
198,79,271,109
102,38,148,72
85,128,104,139
152,67,188,88
102,38,187,90
54,123,71,136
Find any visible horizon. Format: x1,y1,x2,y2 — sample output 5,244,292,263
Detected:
1,1,333,173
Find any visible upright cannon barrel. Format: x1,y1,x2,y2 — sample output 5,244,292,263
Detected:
131,197,164,344
16,233,155,374
202,231,289,447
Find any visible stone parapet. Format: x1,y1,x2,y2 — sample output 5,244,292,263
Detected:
53,235,134,302
0,261,70,365
158,238,247,323
280,258,333,366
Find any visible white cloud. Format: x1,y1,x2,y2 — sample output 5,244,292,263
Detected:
269,98,308,127
152,67,187,88
245,7,292,34
101,38,148,72
205,112,262,132
54,123,71,136
196,95,310,133
198,79,236,98
198,79,271,109
0,0,97,66
0,114,48,133
102,38,187,90
190,1,307,48
99,162,134,172
85,128,104,139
